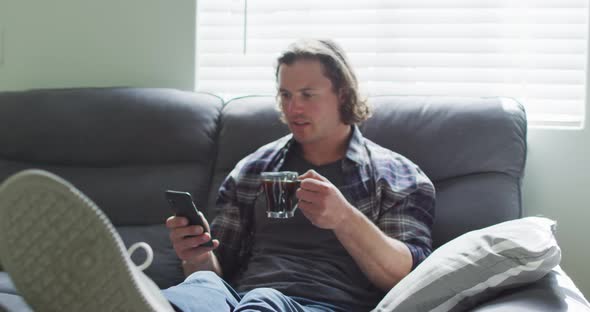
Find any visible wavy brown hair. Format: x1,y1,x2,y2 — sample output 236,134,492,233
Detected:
275,39,371,125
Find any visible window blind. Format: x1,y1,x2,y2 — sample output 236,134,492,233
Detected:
196,0,588,127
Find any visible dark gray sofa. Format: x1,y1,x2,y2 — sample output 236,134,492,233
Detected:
0,87,588,311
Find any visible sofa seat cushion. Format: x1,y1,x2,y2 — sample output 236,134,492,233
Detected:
472,266,590,312
373,217,561,312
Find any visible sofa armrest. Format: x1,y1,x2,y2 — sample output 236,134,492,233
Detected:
471,266,590,312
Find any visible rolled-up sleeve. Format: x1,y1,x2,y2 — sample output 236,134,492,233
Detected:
378,177,436,270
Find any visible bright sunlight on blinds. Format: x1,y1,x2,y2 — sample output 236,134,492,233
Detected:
196,0,589,127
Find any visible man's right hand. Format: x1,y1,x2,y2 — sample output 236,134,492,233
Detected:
166,215,220,266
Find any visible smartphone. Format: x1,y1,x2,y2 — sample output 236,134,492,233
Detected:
165,190,214,247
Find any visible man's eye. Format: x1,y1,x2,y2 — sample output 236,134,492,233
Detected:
302,93,313,98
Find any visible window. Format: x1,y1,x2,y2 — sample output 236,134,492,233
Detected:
196,0,588,127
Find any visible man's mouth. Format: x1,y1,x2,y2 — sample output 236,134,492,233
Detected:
290,120,312,131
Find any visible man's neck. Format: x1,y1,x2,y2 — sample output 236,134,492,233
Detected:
299,126,352,166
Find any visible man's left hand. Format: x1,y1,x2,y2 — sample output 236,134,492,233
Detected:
296,169,356,230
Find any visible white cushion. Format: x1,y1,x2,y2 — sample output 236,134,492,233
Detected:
373,217,561,312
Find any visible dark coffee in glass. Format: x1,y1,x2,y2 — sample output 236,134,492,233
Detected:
261,171,299,218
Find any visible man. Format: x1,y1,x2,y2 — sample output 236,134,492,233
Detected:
0,39,434,312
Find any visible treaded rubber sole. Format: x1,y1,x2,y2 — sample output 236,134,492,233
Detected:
0,170,161,312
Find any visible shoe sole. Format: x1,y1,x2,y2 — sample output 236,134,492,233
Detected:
0,170,163,312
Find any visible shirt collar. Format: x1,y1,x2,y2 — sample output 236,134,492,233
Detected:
345,125,367,166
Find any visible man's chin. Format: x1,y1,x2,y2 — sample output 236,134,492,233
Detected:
291,132,310,144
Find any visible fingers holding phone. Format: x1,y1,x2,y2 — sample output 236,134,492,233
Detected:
166,215,218,262
164,190,219,263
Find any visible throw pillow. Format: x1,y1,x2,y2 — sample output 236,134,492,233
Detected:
373,217,561,312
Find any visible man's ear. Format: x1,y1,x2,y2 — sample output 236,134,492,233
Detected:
338,88,347,104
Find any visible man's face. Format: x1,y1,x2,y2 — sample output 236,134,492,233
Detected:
278,59,348,148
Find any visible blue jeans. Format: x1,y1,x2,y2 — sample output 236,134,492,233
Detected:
162,271,344,312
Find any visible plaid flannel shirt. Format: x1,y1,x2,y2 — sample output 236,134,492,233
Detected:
211,126,435,281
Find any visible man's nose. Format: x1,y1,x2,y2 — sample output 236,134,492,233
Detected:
286,96,304,114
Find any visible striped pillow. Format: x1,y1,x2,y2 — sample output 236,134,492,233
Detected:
373,217,561,312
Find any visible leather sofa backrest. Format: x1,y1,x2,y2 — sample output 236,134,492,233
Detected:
0,87,222,225
0,88,223,288
0,88,526,286
212,95,527,248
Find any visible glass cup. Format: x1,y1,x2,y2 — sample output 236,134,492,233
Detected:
260,171,300,218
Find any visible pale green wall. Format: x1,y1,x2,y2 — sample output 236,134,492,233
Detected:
524,127,590,297
0,0,196,91
521,14,590,297
0,0,589,299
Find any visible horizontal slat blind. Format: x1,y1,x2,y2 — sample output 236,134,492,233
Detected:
196,0,588,127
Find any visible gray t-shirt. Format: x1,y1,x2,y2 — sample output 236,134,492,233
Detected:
234,148,383,311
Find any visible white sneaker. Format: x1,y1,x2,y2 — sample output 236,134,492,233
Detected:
0,169,175,312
